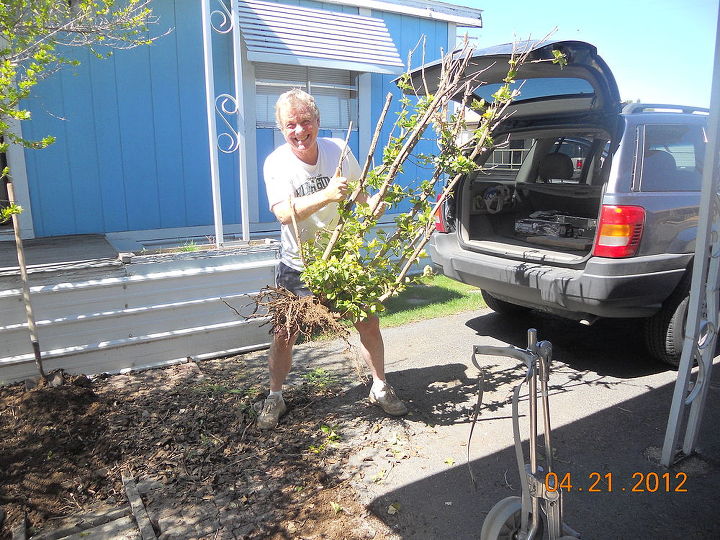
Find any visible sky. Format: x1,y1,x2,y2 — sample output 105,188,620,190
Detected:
450,0,718,108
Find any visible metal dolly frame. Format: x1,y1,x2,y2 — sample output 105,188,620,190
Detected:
474,329,580,540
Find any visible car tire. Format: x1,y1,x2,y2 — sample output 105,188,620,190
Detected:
481,290,531,315
643,274,690,368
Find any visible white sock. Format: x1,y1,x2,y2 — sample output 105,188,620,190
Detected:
269,390,283,400
371,379,387,397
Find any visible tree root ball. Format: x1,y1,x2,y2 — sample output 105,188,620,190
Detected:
251,287,350,341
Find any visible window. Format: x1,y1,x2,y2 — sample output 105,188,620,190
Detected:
254,63,358,130
484,138,532,172
640,125,705,192
551,137,593,181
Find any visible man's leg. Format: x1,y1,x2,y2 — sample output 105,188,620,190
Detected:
257,329,297,430
269,329,298,391
258,261,308,429
355,317,407,416
354,316,385,381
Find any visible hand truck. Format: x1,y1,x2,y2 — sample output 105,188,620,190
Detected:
473,329,580,540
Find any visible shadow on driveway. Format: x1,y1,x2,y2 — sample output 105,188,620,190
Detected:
467,310,669,378
363,368,720,539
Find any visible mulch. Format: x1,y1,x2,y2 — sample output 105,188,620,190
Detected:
0,352,397,539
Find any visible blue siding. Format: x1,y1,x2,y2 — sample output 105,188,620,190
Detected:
173,2,213,229
24,69,73,236
256,128,276,223
20,0,453,238
149,0,186,229
115,43,162,230
89,46,129,232
371,13,448,213
22,0,225,237
61,49,105,234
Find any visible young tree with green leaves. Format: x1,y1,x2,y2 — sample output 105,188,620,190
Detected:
258,39,554,340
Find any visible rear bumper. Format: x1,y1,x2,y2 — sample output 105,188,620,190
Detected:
428,233,691,319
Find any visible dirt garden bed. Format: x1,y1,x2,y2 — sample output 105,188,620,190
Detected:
0,348,404,539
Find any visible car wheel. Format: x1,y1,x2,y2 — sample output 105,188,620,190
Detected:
643,274,690,367
481,290,531,315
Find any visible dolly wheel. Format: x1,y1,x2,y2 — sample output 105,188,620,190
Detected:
480,496,544,540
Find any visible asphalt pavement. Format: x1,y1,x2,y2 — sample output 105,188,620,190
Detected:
300,307,720,539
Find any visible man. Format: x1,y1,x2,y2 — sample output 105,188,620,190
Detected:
258,88,407,430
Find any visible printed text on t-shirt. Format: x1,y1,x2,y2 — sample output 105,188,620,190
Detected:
295,176,330,198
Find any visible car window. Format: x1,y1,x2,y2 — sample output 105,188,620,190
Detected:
482,136,600,184
472,78,594,103
547,137,593,182
640,124,704,192
484,138,532,173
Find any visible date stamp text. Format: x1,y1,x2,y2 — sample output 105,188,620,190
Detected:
544,472,688,493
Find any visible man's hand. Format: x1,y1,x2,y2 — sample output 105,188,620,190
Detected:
272,176,349,225
368,192,389,219
324,176,349,202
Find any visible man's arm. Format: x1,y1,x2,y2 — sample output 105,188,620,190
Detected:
272,176,348,225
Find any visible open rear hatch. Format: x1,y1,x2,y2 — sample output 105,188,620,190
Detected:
406,40,622,265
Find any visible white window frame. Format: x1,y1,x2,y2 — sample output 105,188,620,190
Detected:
254,64,359,131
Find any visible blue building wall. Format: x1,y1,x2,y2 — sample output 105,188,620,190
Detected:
20,1,450,238
372,11,448,213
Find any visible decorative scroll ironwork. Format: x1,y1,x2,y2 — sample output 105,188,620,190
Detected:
215,93,240,154
210,0,234,34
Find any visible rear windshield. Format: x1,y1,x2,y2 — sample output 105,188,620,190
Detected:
640,124,705,192
473,77,594,102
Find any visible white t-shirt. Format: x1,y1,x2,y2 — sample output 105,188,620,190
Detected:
263,138,362,270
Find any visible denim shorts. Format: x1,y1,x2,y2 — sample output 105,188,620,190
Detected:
276,261,313,297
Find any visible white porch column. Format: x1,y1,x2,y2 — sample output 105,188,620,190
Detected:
201,0,225,247
5,117,35,239
231,0,250,241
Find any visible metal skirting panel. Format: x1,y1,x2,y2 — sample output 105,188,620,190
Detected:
0,249,278,384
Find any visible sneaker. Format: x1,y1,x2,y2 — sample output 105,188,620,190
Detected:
255,395,287,430
369,383,408,416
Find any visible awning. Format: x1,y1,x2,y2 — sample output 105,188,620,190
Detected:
237,0,405,75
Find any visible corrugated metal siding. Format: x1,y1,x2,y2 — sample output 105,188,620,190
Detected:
0,247,279,384
238,0,404,73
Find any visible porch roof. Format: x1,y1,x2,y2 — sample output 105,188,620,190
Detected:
237,0,405,74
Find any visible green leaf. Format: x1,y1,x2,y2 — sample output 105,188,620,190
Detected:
387,503,401,515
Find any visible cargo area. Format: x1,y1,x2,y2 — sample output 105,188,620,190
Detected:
456,131,610,264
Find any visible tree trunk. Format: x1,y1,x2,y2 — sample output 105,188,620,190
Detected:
4,176,46,379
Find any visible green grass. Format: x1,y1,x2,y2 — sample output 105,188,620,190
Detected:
379,274,486,327
179,240,198,252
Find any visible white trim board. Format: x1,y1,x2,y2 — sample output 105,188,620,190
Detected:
320,0,483,27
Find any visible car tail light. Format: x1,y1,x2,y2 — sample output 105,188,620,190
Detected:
434,194,448,233
575,158,583,169
593,205,645,258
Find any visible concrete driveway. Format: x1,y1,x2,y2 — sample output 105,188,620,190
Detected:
304,307,720,539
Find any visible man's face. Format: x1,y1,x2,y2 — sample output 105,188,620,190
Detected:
278,102,320,164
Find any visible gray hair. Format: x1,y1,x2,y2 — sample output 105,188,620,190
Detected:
275,88,320,129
